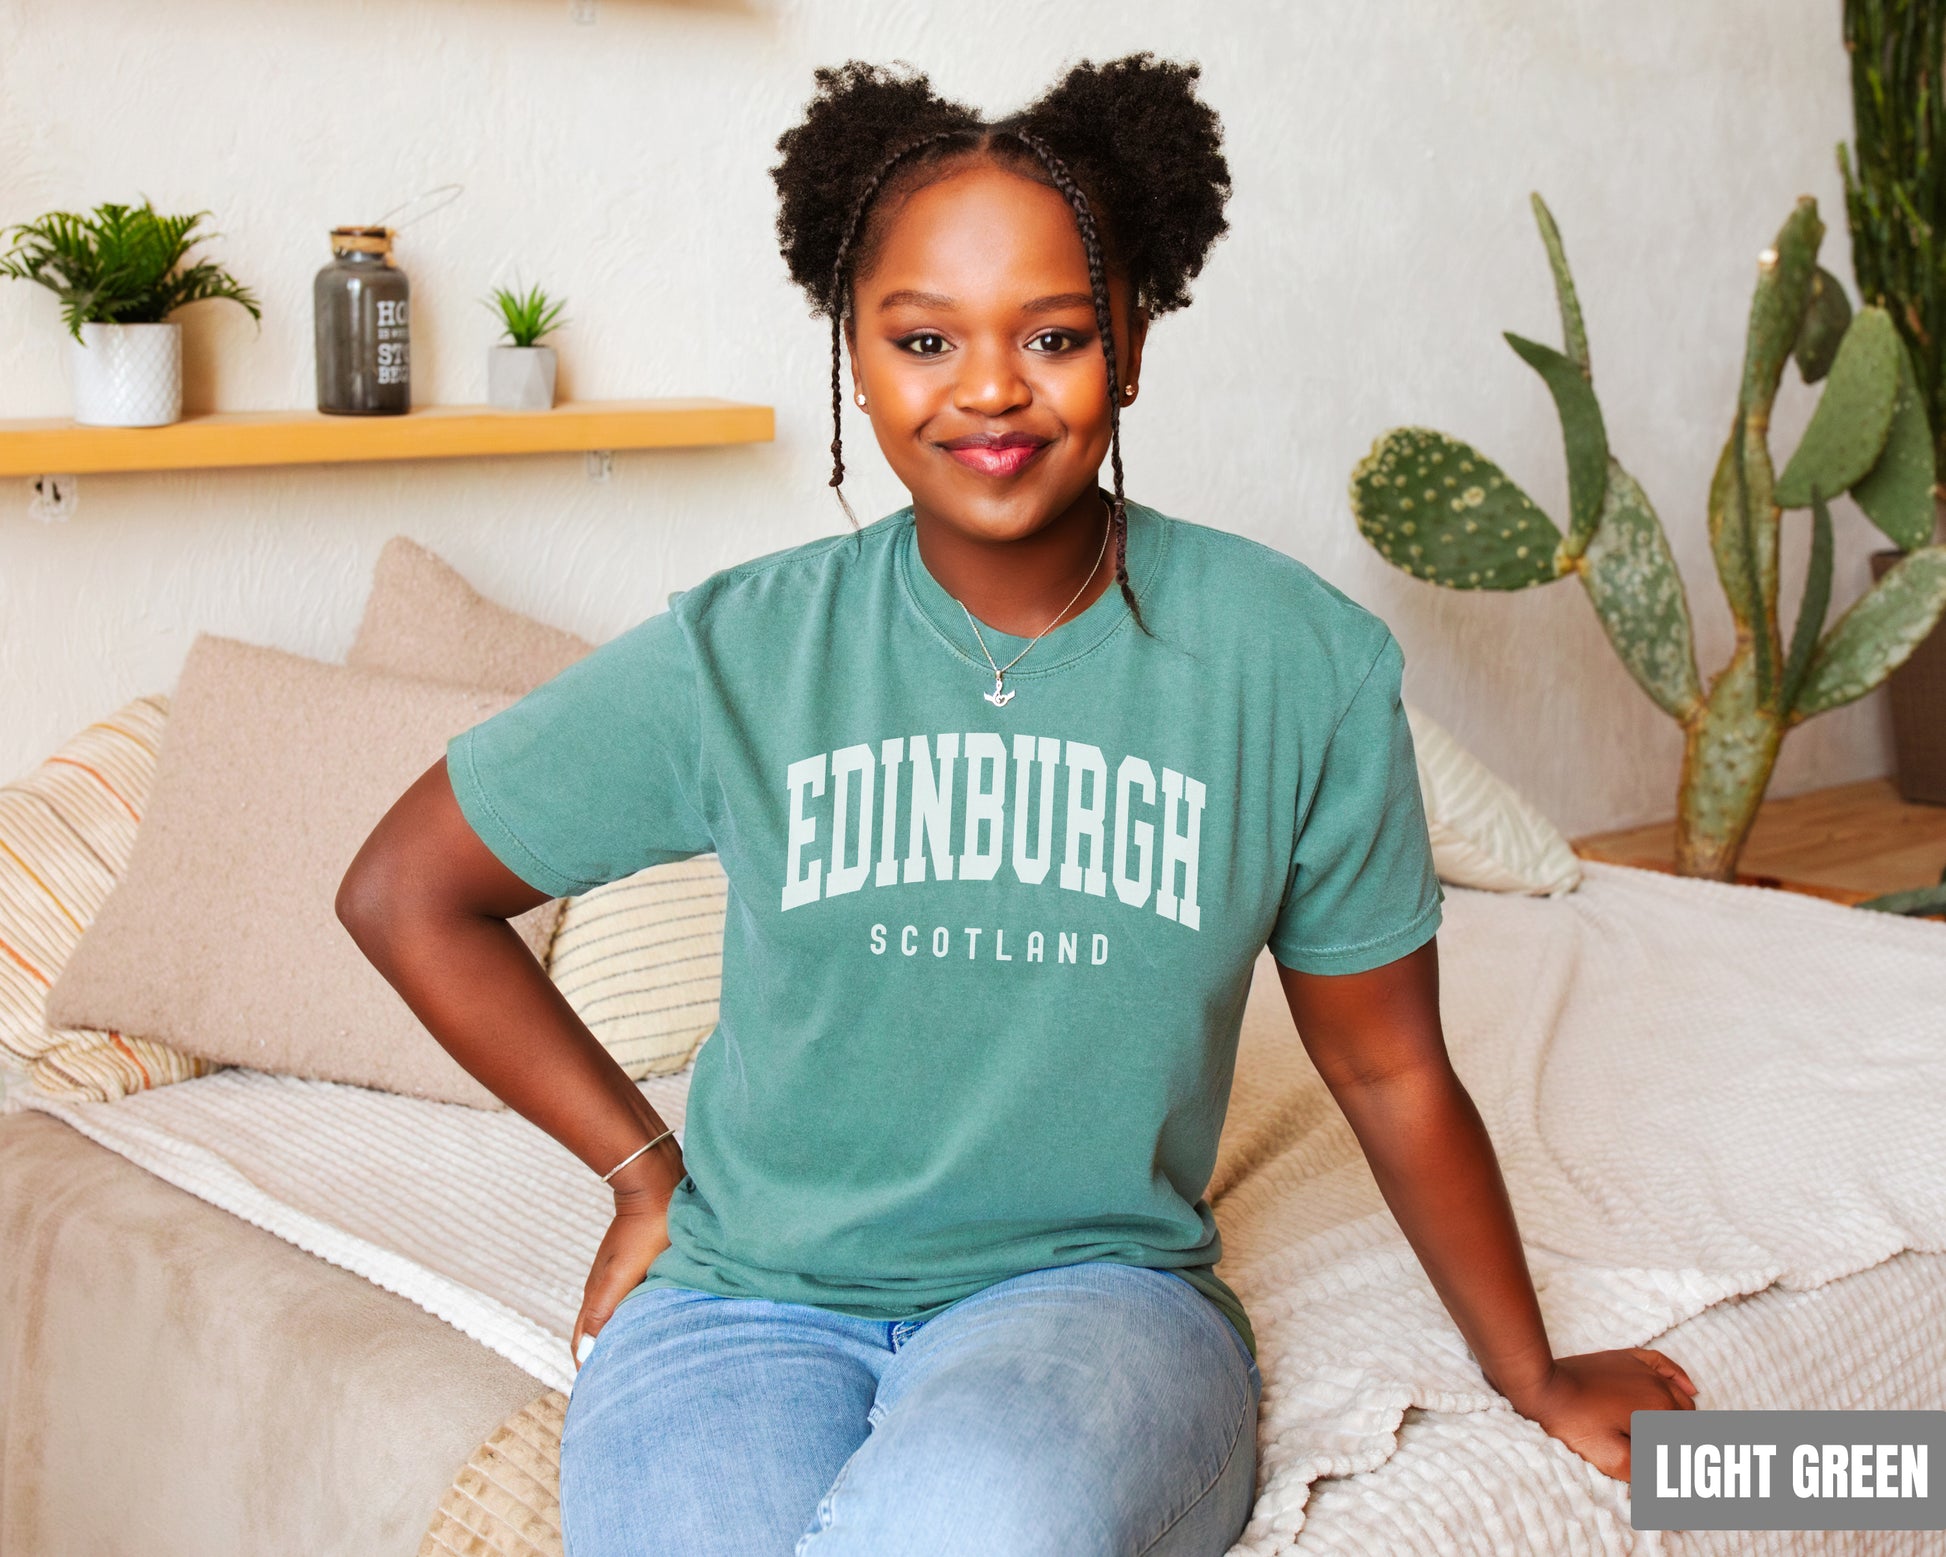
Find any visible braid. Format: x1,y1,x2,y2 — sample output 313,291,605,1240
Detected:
825,129,970,528
1008,129,1145,632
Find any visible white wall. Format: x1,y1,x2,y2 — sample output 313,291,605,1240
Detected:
0,0,1885,836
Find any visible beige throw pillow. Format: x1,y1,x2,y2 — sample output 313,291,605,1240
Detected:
347,535,594,693
45,635,565,1109
0,695,216,1101
350,536,726,1077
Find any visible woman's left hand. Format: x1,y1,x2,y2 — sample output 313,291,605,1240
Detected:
1498,1349,1698,1482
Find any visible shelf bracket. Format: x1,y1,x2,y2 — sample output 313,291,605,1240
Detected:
585,449,614,484
27,474,78,523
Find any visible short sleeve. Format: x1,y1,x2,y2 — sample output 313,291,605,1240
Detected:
1267,629,1444,974
444,607,713,898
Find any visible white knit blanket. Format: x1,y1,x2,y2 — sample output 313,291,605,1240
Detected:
22,862,1946,1553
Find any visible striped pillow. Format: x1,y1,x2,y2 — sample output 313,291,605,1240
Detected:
0,695,215,1100
546,855,726,1078
1403,702,1582,895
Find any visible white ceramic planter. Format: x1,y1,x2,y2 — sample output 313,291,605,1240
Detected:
488,345,558,410
69,321,184,427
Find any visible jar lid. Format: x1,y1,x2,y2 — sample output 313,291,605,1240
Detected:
330,226,394,255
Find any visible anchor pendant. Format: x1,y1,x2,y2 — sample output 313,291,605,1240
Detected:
984,676,1016,708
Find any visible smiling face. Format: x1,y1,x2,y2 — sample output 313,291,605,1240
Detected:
845,156,1146,551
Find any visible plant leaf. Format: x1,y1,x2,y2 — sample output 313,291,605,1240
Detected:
1711,423,1777,703
1742,199,1824,411
1775,307,1902,508
1790,543,1946,720
1350,428,1570,589
1855,879,1946,916
0,201,251,335
1574,458,1702,719
1505,331,1608,559
1529,193,1590,375
1793,266,1853,382
487,281,566,347
1849,336,1936,551
1778,485,1835,714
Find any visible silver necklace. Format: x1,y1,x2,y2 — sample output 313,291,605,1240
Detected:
954,510,1112,708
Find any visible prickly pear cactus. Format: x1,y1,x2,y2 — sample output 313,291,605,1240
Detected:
1348,193,1946,881
1793,266,1853,383
1849,337,1937,551
1774,307,1900,509
1350,432,1568,588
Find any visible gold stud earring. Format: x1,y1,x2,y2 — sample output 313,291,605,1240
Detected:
1123,384,1137,401
854,390,867,409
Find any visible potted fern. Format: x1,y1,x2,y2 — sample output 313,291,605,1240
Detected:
0,201,260,427
485,283,567,410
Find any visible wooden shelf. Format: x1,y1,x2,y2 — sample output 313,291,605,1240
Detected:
0,398,773,477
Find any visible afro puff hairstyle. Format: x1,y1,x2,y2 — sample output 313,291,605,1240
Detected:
770,53,1232,624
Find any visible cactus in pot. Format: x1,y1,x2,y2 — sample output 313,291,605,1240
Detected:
1349,195,1946,881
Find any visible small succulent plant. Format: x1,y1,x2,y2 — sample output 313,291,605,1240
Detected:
486,282,568,349
1349,194,1946,881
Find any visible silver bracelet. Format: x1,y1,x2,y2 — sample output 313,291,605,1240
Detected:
600,1126,676,1183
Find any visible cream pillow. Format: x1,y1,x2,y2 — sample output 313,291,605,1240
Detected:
347,535,594,694
0,694,215,1102
1403,703,1582,895
45,636,565,1109
349,535,725,1077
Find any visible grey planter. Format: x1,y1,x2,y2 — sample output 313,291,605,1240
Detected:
488,345,557,410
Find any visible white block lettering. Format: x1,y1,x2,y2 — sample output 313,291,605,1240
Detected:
1156,766,1206,930
1010,733,1061,885
781,753,826,910
825,743,875,897
875,737,904,887
960,732,1006,881
903,735,959,884
1112,755,1156,909
1059,741,1109,896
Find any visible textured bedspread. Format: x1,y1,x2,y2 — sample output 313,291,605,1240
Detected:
21,862,1946,1554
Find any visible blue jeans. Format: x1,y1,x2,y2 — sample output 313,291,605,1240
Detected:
559,1261,1261,1557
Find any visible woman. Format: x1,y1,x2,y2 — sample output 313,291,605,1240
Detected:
338,54,1696,1557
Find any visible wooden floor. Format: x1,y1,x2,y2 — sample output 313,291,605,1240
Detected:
1572,778,1946,905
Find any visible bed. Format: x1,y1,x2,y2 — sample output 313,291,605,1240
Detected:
5,858,1942,1555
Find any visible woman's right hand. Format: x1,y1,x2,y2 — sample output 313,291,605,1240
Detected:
570,1143,686,1372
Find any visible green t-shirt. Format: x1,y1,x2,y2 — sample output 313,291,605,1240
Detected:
445,499,1444,1360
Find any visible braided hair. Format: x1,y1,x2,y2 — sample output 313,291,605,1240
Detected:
770,54,1231,631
